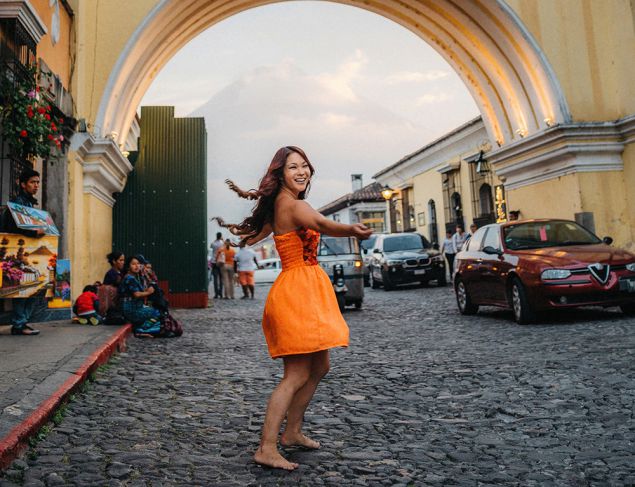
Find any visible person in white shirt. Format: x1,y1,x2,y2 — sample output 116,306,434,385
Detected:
451,224,468,254
234,243,260,299
210,232,225,298
440,230,456,277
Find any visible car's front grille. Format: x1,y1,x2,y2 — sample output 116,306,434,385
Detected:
404,258,430,268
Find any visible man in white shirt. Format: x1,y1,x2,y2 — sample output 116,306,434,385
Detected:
234,243,260,299
210,232,225,298
451,224,468,254
441,230,456,277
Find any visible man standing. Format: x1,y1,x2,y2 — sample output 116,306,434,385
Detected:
209,232,224,299
8,168,45,336
451,224,468,254
441,230,456,277
466,223,478,241
234,242,260,299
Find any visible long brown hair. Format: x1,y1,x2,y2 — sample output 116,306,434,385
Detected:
213,146,315,245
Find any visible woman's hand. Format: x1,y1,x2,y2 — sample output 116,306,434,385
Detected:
351,223,373,240
146,287,155,296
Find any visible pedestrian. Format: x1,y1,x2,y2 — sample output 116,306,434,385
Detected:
214,146,372,470
118,255,162,336
441,230,455,277
467,223,478,240
234,241,259,299
7,168,45,336
73,284,103,325
217,239,236,299
209,232,224,298
452,224,468,254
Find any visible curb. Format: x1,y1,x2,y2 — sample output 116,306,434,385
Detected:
0,324,132,470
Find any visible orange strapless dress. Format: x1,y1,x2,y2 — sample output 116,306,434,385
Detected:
262,227,349,359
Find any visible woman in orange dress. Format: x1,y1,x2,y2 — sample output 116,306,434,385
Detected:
215,146,372,470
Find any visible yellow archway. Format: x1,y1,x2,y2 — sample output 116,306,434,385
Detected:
94,0,570,149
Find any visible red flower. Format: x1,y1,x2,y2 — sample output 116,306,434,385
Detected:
45,114,51,120
47,134,54,140
59,118,64,124
46,105,51,112
51,122,57,130
37,107,46,114
27,111,34,119
20,130,27,138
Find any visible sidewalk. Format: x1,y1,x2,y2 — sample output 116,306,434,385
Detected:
0,321,131,468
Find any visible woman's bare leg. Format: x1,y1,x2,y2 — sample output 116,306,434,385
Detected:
281,350,330,449
254,354,312,470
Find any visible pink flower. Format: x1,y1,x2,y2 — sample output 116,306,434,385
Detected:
27,90,36,99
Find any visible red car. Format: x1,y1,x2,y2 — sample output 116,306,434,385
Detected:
453,219,635,324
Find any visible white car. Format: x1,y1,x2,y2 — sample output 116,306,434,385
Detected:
254,258,282,284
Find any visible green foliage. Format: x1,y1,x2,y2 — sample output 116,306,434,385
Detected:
0,65,64,159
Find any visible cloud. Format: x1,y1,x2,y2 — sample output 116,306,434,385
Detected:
313,49,368,102
386,70,450,84
416,92,453,105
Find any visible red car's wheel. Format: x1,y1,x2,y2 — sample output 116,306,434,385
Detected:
510,277,536,325
455,279,478,315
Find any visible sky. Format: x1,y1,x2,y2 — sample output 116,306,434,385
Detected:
139,1,479,240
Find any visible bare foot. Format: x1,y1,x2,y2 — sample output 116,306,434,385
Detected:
280,432,321,450
254,447,299,470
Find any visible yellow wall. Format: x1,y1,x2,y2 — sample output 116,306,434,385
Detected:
67,149,113,295
509,0,635,121
412,170,444,241
507,169,633,249
31,0,73,87
68,0,157,130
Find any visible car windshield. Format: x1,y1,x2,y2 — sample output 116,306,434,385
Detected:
360,235,376,251
383,234,428,252
318,236,360,256
503,221,601,250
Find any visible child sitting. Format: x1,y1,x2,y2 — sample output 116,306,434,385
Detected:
73,285,103,325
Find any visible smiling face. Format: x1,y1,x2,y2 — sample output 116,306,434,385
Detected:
282,151,311,196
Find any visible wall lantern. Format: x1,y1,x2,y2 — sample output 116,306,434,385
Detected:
475,150,489,175
381,185,394,200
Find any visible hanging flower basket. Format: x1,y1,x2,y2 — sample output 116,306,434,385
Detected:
0,65,65,160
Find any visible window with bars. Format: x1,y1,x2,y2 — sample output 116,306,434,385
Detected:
0,18,38,205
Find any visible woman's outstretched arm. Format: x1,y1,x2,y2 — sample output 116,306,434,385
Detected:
291,201,373,239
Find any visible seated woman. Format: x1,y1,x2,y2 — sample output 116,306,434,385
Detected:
98,251,125,317
118,255,162,336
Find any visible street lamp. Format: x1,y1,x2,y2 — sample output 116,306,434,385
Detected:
475,150,490,175
381,185,394,200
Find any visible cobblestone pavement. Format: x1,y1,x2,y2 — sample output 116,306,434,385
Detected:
2,283,635,486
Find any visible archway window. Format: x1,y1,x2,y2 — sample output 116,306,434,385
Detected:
479,183,493,216
428,199,438,244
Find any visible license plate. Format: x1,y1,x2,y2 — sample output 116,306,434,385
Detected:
414,269,426,275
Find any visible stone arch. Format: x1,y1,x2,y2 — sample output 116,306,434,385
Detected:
95,0,570,148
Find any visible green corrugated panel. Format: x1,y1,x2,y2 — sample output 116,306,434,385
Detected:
113,106,208,293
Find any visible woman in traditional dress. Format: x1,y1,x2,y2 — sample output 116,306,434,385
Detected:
118,255,162,336
216,146,372,470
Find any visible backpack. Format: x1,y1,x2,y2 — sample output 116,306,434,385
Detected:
161,312,183,337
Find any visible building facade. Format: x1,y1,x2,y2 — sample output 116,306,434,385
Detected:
375,118,504,244
319,176,387,234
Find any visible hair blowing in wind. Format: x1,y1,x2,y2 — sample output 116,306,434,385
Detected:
212,146,315,246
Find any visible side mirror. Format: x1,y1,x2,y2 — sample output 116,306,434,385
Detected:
373,248,381,254
603,236,613,245
483,246,503,256
362,248,368,255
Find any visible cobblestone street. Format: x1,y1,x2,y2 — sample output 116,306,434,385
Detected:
2,284,634,486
